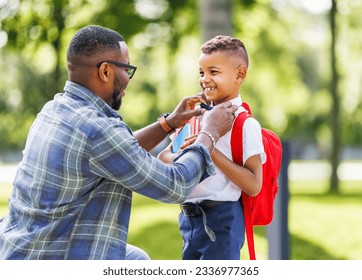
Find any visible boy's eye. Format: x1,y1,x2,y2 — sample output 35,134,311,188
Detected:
199,71,204,77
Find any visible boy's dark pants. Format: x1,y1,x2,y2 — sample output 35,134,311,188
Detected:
179,200,245,260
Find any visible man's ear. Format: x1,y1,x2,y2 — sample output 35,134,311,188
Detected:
236,65,247,82
98,63,111,82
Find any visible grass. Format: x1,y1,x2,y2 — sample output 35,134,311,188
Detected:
127,180,362,260
0,183,11,217
288,180,362,260
1,178,361,260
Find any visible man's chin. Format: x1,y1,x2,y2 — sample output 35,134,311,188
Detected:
112,100,122,110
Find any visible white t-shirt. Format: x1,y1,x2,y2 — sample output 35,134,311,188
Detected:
185,96,266,203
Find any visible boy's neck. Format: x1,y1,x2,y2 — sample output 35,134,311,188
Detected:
213,93,240,106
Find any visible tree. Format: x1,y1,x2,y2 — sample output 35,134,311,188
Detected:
199,0,233,41
0,0,199,150
328,0,341,193
0,0,361,162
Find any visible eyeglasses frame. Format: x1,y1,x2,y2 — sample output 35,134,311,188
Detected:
96,60,137,79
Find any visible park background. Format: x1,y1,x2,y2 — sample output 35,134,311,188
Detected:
0,0,361,259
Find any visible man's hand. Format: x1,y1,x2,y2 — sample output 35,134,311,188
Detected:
166,92,208,130
201,101,238,142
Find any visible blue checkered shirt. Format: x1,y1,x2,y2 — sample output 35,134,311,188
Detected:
0,81,215,259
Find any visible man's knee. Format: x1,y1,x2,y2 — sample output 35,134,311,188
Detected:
125,244,150,260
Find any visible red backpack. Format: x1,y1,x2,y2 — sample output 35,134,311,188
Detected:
231,102,282,260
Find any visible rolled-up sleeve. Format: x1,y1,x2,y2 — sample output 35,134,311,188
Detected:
89,120,215,204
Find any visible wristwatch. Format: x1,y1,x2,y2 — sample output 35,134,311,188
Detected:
157,113,174,134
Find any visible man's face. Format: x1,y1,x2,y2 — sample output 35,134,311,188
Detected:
109,41,132,110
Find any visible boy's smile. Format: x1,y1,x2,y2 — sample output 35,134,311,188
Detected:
204,86,216,93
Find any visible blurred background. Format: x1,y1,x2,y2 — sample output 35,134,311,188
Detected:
0,0,361,259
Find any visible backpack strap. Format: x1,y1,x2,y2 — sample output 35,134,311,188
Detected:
242,101,252,115
242,190,256,260
231,108,257,260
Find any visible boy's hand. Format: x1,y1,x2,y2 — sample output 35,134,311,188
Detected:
179,134,198,150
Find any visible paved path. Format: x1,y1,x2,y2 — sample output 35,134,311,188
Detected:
289,161,362,181
1,161,362,183
0,165,18,183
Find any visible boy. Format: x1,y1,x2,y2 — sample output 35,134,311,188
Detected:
158,35,266,260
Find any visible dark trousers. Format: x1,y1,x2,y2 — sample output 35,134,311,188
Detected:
179,201,245,260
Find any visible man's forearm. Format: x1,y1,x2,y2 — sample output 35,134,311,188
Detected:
133,122,169,152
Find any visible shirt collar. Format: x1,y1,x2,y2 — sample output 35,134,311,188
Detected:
229,95,242,106
63,80,122,120
228,95,246,115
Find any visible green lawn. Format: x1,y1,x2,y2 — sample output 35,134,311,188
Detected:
128,180,362,260
1,179,361,260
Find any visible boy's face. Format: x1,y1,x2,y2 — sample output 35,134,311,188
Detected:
198,51,246,106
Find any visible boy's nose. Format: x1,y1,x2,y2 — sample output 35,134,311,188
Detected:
200,75,210,83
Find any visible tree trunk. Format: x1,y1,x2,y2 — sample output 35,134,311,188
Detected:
199,0,233,42
329,0,341,193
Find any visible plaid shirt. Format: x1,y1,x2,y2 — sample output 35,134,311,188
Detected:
0,81,214,260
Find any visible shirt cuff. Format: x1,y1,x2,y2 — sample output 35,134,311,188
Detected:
173,143,216,181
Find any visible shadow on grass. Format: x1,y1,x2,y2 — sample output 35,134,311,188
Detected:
290,233,345,260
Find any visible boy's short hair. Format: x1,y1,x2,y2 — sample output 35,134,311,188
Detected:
201,35,249,67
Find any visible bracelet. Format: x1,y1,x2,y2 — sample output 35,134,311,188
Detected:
199,130,216,154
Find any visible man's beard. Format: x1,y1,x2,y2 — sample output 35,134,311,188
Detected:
111,90,122,110
111,77,123,110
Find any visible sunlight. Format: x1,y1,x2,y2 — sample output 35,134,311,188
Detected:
0,31,7,48
273,0,332,14
135,0,168,20
0,0,19,20
298,0,331,14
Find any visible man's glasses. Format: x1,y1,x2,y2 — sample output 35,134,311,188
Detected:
96,60,137,79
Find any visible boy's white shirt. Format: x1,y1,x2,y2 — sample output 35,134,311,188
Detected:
184,95,266,203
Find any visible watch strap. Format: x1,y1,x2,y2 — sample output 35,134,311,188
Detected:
158,114,174,133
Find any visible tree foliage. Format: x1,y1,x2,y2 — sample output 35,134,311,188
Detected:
0,0,361,159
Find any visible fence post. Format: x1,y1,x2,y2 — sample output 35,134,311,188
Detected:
267,141,291,260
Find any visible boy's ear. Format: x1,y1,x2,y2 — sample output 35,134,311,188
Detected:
236,65,247,82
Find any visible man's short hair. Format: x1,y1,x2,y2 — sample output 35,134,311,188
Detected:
201,35,249,67
67,25,125,57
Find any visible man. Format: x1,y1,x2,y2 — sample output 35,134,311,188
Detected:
0,25,237,260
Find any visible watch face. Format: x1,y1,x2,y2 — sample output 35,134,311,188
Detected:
158,113,169,120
